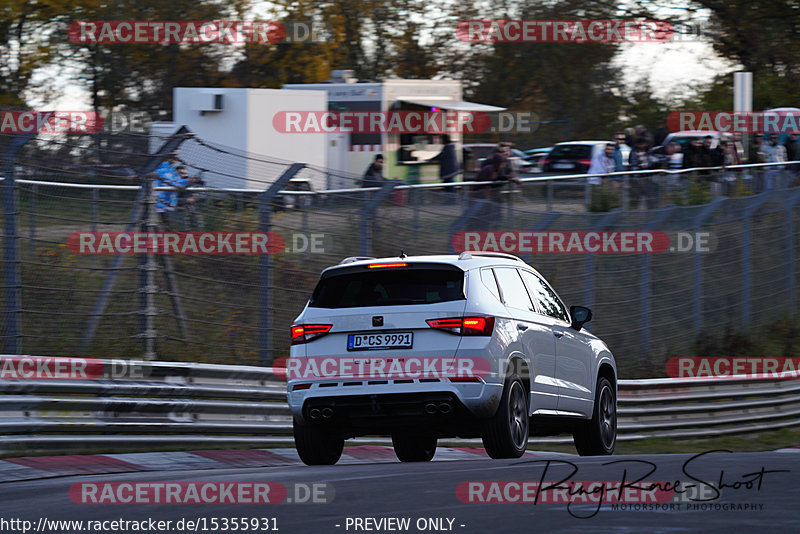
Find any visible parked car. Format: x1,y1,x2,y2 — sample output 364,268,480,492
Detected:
287,253,618,465
540,141,630,174
523,147,552,172
506,148,537,173
462,143,530,175
650,131,722,168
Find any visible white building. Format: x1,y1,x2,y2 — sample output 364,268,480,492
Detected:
284,71,505,187
152,87,328,190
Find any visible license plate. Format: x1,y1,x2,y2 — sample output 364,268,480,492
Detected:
553,163,574,169
348,332,413,351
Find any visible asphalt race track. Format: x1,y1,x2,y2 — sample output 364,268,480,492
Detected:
0,449,798,533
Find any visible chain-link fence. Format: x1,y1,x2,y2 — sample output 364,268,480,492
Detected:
2,130,800,379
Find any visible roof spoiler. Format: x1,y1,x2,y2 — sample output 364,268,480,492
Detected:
459,251,523,262
339,256,376,265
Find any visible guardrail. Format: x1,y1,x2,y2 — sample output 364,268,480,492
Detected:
1,357,799,454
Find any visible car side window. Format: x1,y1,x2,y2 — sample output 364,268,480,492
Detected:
493,268,535,311
520,270,569,322
480,268,502,302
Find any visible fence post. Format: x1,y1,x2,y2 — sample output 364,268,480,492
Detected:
784,189,800,315
506,182,513,224
622,174,630,210
584,178,591,210
1,134,33,354
359,181,399,257
584,210,621,311
259,163,306,365
141,176,158,360
29,184,36,259
412,187,420,241
91,188,98,268
689,197,726,332
523,212,561,265
640,207,676,360
82,127,192,352
740,192,774,327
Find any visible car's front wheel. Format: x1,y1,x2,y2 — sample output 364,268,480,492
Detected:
573,376,616,456
391,433,437,462
481,375,529,458
293,417,344,465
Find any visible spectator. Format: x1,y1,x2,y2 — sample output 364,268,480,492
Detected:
628,137,658,209
784,132,799,162
666,142,683,170
682,138,704,169
496,142,518,181
587,143,616,185
361,154,385,188
428,134,460,203
634,124,653,147
694,135,724,184
428,134,460,182
653,120,669,148
470,149,520,229
759,134,787,189
174,166,205,229
624,127,636,147
729,133,745,165
785,132,800,184
612,132,630,172
701,135,725,167
748,134,764,163
153,152,183,227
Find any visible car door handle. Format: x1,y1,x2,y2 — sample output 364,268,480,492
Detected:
553,330,564,338
517,324,528,331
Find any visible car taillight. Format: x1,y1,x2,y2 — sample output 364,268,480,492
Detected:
291,382,312,391
540,158,549,167
367,262,408,269
578,159,592,166
426,316,495,336
291,324,332,345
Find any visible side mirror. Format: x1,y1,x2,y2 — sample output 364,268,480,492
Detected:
570,305,593,331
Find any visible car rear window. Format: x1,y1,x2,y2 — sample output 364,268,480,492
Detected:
310,268,465,308
549,145,592,159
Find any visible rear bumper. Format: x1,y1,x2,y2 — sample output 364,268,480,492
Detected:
288,379,503,430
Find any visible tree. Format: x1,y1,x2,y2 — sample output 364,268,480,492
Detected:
686,0,800,106
0,0,64,106
460,0,629,145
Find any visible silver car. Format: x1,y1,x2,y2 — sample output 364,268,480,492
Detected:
287,252,617,465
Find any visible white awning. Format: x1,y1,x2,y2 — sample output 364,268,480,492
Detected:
398,98,506,112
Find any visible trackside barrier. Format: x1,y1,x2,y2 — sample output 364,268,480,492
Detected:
1,358,798,453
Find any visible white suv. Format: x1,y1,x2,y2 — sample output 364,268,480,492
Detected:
287,253,617,465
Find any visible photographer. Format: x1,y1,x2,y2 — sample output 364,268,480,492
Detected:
175,166,205,229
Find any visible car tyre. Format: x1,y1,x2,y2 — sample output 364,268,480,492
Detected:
293,417,344,465
482,374,529,459
573,376,616,456
391,433,437,462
